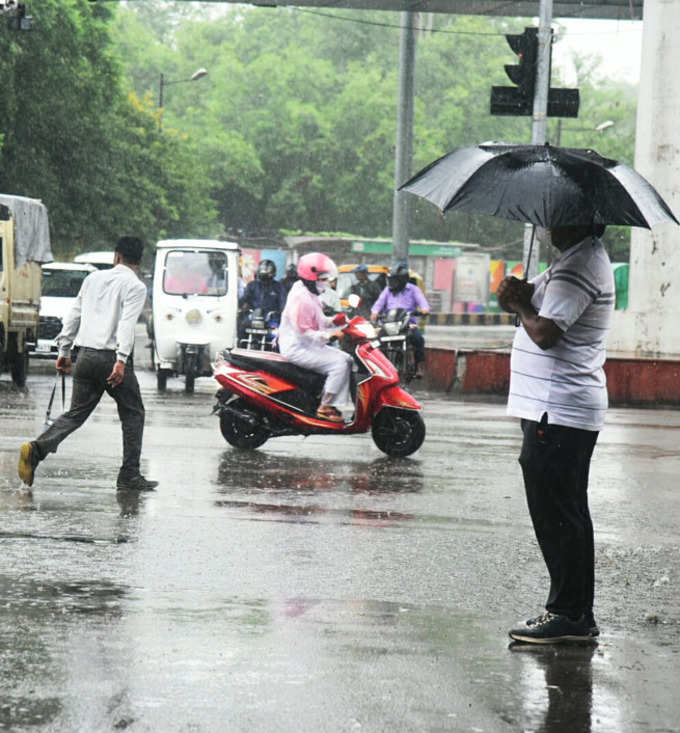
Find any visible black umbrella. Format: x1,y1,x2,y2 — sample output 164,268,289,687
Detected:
399,142,678,230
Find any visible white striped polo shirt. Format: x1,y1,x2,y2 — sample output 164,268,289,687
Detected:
507,236,615,431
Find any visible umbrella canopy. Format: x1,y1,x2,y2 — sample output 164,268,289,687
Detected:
400,143,678,230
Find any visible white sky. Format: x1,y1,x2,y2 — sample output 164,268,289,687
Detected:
554,18,643,85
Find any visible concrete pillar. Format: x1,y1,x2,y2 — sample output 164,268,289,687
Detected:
608,0,680,356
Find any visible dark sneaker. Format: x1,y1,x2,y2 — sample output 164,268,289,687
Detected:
116,474,158,491
18,442,40,487
523,610,600,638
585,610,600,637
523,610,599,636
509,612,596,644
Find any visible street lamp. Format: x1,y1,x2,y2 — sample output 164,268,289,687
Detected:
553,119,615,146
158,67,208,130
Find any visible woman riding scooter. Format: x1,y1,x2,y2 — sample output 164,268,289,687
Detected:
278,253,351,423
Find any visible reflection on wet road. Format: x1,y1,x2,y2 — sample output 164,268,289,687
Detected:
1,359,679,731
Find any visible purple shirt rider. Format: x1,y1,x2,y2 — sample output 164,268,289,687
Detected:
371,283,430,323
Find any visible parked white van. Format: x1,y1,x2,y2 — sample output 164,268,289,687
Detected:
32,262,95,357
73,251,115,270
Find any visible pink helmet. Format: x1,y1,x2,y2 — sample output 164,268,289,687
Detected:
297,252,338,282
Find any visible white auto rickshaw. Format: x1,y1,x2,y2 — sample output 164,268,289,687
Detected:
151,239,240,392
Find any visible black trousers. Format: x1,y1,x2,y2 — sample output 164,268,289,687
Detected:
35,348,145,477
519,417,598,619
408,327,426,364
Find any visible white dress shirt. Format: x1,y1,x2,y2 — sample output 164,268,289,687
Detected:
57,264,147,363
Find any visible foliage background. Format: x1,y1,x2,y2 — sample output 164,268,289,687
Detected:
0,0,637,262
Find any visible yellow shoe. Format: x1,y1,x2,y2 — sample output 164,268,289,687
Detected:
18,442,38,487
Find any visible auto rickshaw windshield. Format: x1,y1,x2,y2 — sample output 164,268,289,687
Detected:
163,250,229,296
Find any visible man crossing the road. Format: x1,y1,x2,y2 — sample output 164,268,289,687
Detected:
18,236,158,492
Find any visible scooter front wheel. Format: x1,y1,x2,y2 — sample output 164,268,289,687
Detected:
371,407,425,457
219,400,270,450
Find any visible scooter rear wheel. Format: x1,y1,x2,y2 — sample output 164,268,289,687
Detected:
219,400,270,450
371,407,425,457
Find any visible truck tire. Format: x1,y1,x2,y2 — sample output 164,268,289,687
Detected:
8,336,29,388
156,369,168,392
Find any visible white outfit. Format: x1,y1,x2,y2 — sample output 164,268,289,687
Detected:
278,281,352,408
507,236,614,431
57,264,147,364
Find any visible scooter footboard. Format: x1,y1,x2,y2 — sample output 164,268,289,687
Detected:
376,384,421,411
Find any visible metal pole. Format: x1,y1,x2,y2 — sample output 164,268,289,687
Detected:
391,11,417,268
522,0,553,279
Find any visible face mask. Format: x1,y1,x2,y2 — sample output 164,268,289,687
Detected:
316,280,328,294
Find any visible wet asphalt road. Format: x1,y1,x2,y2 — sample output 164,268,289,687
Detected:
1,336,679,731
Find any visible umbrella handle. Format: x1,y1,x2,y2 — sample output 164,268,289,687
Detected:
515,224,537,327
524,224,536,280
60,371,66,411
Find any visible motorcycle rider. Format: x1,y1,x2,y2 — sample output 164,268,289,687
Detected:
371,262,430,378
280,263,299,298
238,259,285,342
278,252,351,423
350,264,381,318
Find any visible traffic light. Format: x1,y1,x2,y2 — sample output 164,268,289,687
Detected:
490,26,579,118
490,27,537,116
505,27,538,103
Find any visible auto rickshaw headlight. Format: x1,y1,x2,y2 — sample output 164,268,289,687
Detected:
186,309,202,325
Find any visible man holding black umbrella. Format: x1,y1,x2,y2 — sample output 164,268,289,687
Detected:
400,140,677,644
498,223,614,644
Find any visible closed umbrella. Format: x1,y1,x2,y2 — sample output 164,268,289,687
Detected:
43,372,66,431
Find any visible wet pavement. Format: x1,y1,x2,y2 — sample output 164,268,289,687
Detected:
1,339,679,731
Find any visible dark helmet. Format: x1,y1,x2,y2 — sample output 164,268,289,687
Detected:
257,259,276,280
387,262,410,294
285,263,298,279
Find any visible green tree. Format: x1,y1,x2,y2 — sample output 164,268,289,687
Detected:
0,0,216,259
109,4,638,260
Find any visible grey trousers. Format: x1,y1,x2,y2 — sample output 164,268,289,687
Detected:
35,348,145,477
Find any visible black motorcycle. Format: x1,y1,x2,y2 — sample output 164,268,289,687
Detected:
239,308,280,351
377,308,417,385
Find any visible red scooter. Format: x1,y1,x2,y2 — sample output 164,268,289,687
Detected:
211,311,425,457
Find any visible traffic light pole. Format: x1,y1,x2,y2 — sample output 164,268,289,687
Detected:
523,0,553,279
391,11,417,269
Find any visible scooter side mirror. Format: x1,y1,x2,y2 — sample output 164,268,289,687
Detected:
347,293,361,309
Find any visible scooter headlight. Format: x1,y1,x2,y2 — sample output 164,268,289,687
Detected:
186,308,202,325
354,322,378,339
